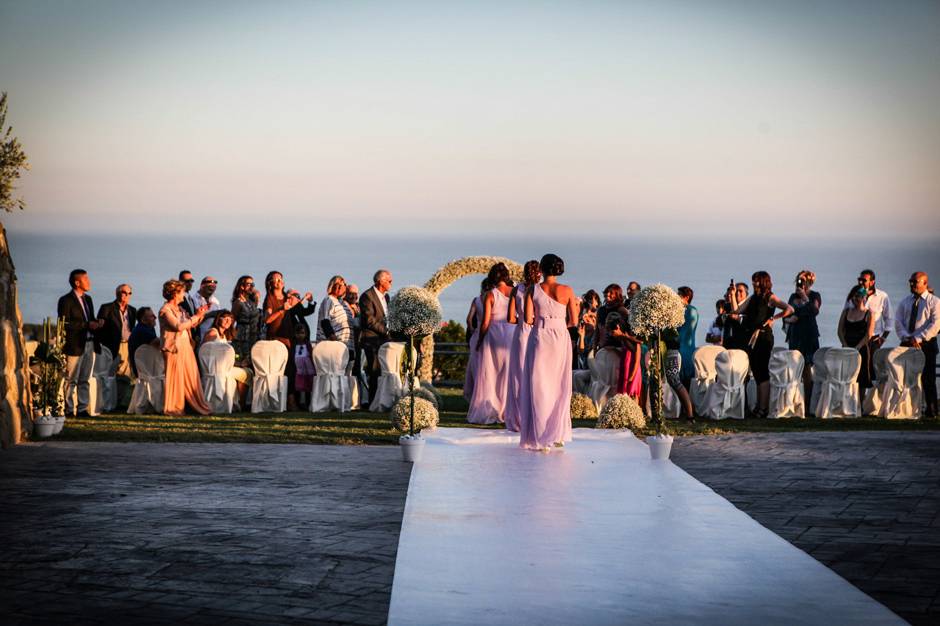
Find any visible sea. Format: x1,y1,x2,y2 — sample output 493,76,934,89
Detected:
7,231,938,350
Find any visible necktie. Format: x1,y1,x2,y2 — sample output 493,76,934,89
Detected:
384,293,390,306
82,296,93,322
908,297,919,334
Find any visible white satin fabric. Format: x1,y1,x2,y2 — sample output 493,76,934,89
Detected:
250,340,289,413
690,345,725,415
814,347,861,418
862,348,891,416
199,342,239,414
768,349,805,418
876,347,926,419
127,345,165,414
310,341,351,412
589,347,621,412
703,349,749,420
808,347,833,415
87,346,117,414
370,342,407,412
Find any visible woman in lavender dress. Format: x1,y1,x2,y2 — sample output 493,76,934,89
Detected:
519,254,578,451
463,278,493,402
467,264,515,424
505,260,541,432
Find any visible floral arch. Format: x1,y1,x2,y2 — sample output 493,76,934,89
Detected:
418,256,523,381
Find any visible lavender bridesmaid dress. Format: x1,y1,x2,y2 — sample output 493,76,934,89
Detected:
463,296,485,402
519,285,573,450
504,288,531,432
467,289,513,424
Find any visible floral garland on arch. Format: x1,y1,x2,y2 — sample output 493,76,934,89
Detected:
627,284,686,434
418,256,523,381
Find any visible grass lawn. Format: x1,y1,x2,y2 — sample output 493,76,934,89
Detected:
53,388,940,445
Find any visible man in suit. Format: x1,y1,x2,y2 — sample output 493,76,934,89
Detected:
57,269,103,416
896,271,940,418
360,269,393,401
97,284,137,407
178,270,197,317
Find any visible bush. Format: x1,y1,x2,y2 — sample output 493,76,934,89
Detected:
432,320,469,383
597,394,646,431
391,396,439,433
570,392,598,419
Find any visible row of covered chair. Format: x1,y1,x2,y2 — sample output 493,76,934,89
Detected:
127,340,416,415
575,343,930,420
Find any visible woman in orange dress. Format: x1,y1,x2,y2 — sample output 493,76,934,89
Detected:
159,279,211,416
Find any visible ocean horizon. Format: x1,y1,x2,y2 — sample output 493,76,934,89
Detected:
8,231,938,350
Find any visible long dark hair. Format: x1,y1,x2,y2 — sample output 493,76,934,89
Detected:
232,275,258,305
539,253,564,277
603,283,624,307
752,271,773,302
264,271,286,300
522,260,541,285
210,309,236,341
487,262,514,287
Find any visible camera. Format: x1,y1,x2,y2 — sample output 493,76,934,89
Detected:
796,278,805,288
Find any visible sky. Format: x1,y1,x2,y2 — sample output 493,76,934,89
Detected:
1,0,938,239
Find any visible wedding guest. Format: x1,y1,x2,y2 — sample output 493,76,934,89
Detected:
575,289,600,368
57,269,103,417
192,276,222,343
360,269,393,401
318,275,356,359
735,271,794,418
518,254,576,451
202,309,252,404
705,300,726,345
838,287,875,393
785,270,822,403
178,270,197,316
722,282,749,350
97,283,137,380
344,283,362,380
505,260,541,432
677,286,698,389
231,275,261,363
345,284,361,317
594,284,626,349
467,263,515,425
263,271,315,410
896,272,940,418
608,310,643,401
293,324,316,408
663,328,695,420
852,269,893,350
625,281,641,309
463,278,492,402
159,279,210,416
127,307,158,378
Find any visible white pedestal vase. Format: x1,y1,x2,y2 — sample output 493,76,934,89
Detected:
400,434,426,462
647,434,674,460
34,415,58,438
53,416,65,435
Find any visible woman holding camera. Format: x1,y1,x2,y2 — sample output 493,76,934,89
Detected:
785,270,822,404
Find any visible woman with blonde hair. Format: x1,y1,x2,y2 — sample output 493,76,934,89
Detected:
317,275,356,363
785,269,822,405
159,279,211,415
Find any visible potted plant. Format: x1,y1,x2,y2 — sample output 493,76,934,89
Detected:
628,284,686,460
32,317,67,438
387,286,443,462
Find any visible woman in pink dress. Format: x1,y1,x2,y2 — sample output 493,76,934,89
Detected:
463,278,492,402
467,264,515,424
504,260,541,432
159,279,211,416
519,254,578,451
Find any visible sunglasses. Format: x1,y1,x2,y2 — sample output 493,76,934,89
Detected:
182,279,195,283
203,280,218,285
244,282,254,287
119,291,132,295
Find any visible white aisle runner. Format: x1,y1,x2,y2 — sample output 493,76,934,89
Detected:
388,428,902,625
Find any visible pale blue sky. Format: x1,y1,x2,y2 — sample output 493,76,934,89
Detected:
1,0,938,238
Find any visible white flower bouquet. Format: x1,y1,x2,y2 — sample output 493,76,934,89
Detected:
597,394,647,431
570,392,598,419
388,286,443,338
391,396,439,433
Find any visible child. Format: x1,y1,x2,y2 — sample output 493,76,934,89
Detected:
293,325,316,408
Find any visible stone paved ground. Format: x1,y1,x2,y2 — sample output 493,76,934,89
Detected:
672,432,940,626
0,443,412,625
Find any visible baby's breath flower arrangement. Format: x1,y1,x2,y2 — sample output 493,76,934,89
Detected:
570,392,598,419
597,394,647,431
391,396,439,433
411,386,439,409
628,284,686,434
388,286,443,437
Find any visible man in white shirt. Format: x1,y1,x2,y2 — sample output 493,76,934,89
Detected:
895,271,939,417
850,269,893,350
192,276,222,342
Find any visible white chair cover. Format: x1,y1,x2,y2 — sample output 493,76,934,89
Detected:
310,341,351,412
768,349,805,418
863,347,893,416
703,349,749,420
589,348,621,412
370,342,407,412
809,347,832,415
87,346,117,414
127,345,164,414
815,348,862,418
691,345,724,415
572,369,592,395
199,342,239,414
878,347,926,419
250,340,288,413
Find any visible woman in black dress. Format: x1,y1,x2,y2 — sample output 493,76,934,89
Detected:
784,270,822,404
838,286,876,392
735,271,794,418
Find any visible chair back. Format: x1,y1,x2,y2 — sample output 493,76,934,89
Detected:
378,342,406,375
199,342,237,412
871,347,891,384
134,345,165,380
312,341,350,375
94,346,114,377
823,348,862,385
769,349,804,386
589,347,621,411
250,341,288,413
693,345,724,382
199,341,236,375
128,345,165,414
715,349,749,387
815,348,861,418
879,347,926,419
768,349,805,418
251,340,288,378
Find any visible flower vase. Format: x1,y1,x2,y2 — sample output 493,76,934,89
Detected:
400,434,426,462
647,434,674,460
53,416,66,435
34,415,58,438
